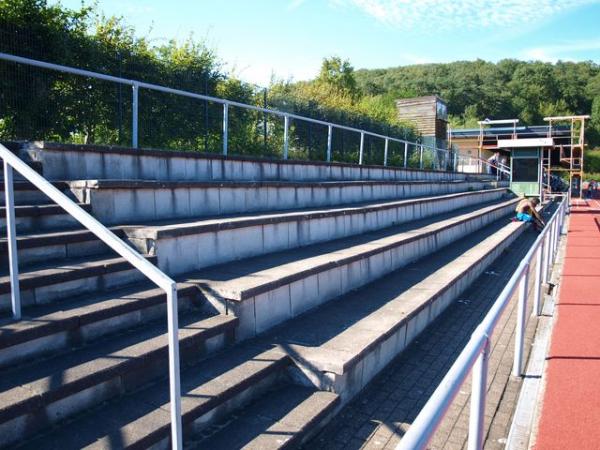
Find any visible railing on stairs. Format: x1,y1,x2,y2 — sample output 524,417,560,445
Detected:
396,195,568,450
0,52,454,170
0,143,183,449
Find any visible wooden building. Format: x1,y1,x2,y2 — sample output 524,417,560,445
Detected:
396,95,448,140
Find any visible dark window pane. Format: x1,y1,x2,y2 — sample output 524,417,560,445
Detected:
512,158,538,182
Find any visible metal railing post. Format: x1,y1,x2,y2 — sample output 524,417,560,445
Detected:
283,115,289,160
404,142,408,168
222,103,229,156
383,138,389,166
326,125,332,163
533,244,544,316
468,337,490,450
3,162,21,320
359,132,365,165
166,284,183,450
542,233,550,284
513,266,529,376
419,145,424,169
132,83,139,148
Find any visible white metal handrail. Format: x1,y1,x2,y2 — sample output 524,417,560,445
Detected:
397,196,568,450
0,52,454,168
0,144,183,449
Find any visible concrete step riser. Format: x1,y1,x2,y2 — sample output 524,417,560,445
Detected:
0,323,236,448
0,292,197,369
0,266,148,313
137,190,506,275
0,190,59,206
208,202,516,340
291,224,526,401
29,144,465,183
74,181,488,224
0,212,81,234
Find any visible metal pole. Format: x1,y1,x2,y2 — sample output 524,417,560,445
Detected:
404,142,408,168
132,83,139,148
166,285,183,450
419,145,424,169
3,162,21,320
533,244,544,316
513,267,529,376
468,337,490,450
283,115,289,160
359,132,364,165
542,233,550,284
327,125,332,163
383,138,389,166
222,103,229,156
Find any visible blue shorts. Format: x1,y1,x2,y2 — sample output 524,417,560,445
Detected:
516,212,533,222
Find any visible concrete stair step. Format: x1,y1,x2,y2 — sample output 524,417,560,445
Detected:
0,311,237,448
193,385,340,449
0,254,158,312
183,198,519,339
0,282,200,368
15,344,292,449
126,188,508,275
69,178,491,224
0,227,126,267
0,203,91,233
0,180,71,206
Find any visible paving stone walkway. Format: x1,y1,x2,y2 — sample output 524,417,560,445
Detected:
308,225,545,450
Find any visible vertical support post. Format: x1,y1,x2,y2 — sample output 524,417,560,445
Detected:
166,285,183,450
326,125,332,163
404,142,408,168
513,266,529,376
222,103,229,156
383,138,389,166
132,83,139,148
283,115,289,160
468,337,490,450
3,162,21,320
533,244,544,316
542,233,550,284
359,132,365,165
419,145,424,169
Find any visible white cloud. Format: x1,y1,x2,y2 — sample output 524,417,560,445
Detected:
521,38,600,61
288,0,308,10
335,0,599,30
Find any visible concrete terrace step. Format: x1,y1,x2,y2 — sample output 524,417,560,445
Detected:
68,178,491,224
194,385,340,449
16,345,292,450
0,254,158,312
25,141,466,183
0,203,91,233
0,227,127,267
0,312,237,448
184,198,519,339
262,216,529,401
125,188,509,275
0,282,200,368
0,180,70,205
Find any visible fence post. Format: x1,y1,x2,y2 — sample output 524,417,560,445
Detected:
132,82,139,148
404,142,408,168
3,162,21,320
359,132,365,165
419,145,424,169
468,337,490,450
166,284,183,450
513,266,529,376
533,244,544,316
283,115,289,160
383,138,389,166
327,125,333,163
222,103,229,156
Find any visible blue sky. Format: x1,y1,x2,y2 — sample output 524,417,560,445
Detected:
51,0,600,86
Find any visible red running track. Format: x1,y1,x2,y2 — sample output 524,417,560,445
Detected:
535,198,600,450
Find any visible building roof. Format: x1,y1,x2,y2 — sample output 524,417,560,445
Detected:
450,125,570,139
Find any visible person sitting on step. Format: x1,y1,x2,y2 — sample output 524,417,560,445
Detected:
514,197,545,231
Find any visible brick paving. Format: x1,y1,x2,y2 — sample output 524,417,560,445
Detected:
308,226,545,450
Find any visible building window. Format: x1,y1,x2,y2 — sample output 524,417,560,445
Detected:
512,158,538,182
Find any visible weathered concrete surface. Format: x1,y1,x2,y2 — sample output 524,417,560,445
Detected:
307,226,543,450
